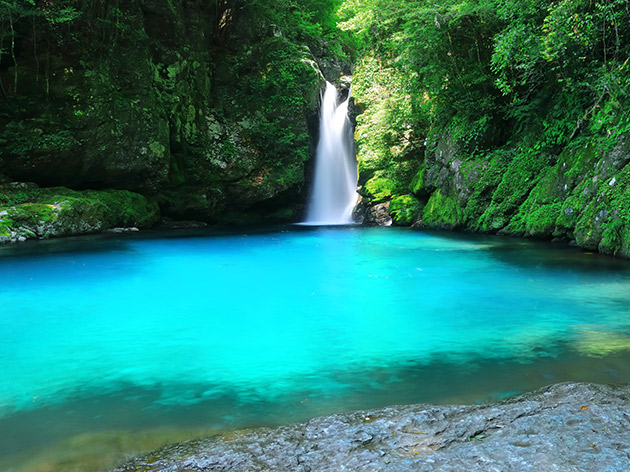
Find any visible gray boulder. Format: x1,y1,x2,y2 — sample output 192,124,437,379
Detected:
112,382,630,471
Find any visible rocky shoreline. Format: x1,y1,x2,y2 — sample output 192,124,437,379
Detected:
111,382,630,471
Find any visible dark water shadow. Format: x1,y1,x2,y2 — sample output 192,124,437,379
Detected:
2,342,630,464
0,233,139,260
0,224,299,261
414,228,630,273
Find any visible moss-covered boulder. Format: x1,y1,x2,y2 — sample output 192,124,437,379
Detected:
0,184,159,244
389,195,423,226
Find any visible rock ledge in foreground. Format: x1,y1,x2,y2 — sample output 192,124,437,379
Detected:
112,382,630,471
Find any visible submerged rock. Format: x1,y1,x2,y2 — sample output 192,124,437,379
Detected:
102,227,141,234
157,218,209,229
111,382,630,471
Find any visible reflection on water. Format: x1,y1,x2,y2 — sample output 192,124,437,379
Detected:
1,226,630,471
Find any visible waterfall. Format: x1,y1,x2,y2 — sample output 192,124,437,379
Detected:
304,82,358,225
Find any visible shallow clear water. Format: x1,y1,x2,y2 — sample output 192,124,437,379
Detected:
2,226,630,470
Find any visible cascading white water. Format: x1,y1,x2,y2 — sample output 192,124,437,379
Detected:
304,81,358,225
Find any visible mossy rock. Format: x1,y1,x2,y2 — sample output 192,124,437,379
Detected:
0,185,159,243
389,195,423,226
421,188,464,229
477,150,546,233
409,168,425,195
363,174,396,204
524,203,562,237
598,217,627,256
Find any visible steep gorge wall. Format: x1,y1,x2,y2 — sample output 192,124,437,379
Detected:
347,0,630,258
407,137,630,257
0,0,351,242
355,102,630,258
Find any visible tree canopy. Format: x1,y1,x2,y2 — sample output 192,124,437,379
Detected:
339,0,630,207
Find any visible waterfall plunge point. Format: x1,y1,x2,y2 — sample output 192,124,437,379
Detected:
304,82,358,225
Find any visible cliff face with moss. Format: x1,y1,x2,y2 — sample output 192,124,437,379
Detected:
344,0,630,258
410,137,630,257
0,0,351,242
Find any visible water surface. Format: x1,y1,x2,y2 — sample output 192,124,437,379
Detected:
1,226,630,471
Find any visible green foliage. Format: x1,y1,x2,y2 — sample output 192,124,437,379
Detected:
422,188,463,229
389,194,423,225
353,54,426,182
0,183,33,206
2,120,76,156
344,0,630,150
343,0,630,255
0,0,80,94
214,0,350,60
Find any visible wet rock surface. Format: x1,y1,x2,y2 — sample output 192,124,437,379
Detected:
363,201,392,226
112,382,630,471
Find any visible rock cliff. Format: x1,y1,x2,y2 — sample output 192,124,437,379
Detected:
406,136,630,258
0,0,351,242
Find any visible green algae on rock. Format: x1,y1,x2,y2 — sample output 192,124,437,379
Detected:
0,184,159,243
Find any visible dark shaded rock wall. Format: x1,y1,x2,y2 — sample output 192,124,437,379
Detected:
0,0,352,237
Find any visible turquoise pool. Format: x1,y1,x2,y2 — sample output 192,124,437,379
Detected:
1,226,629,470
